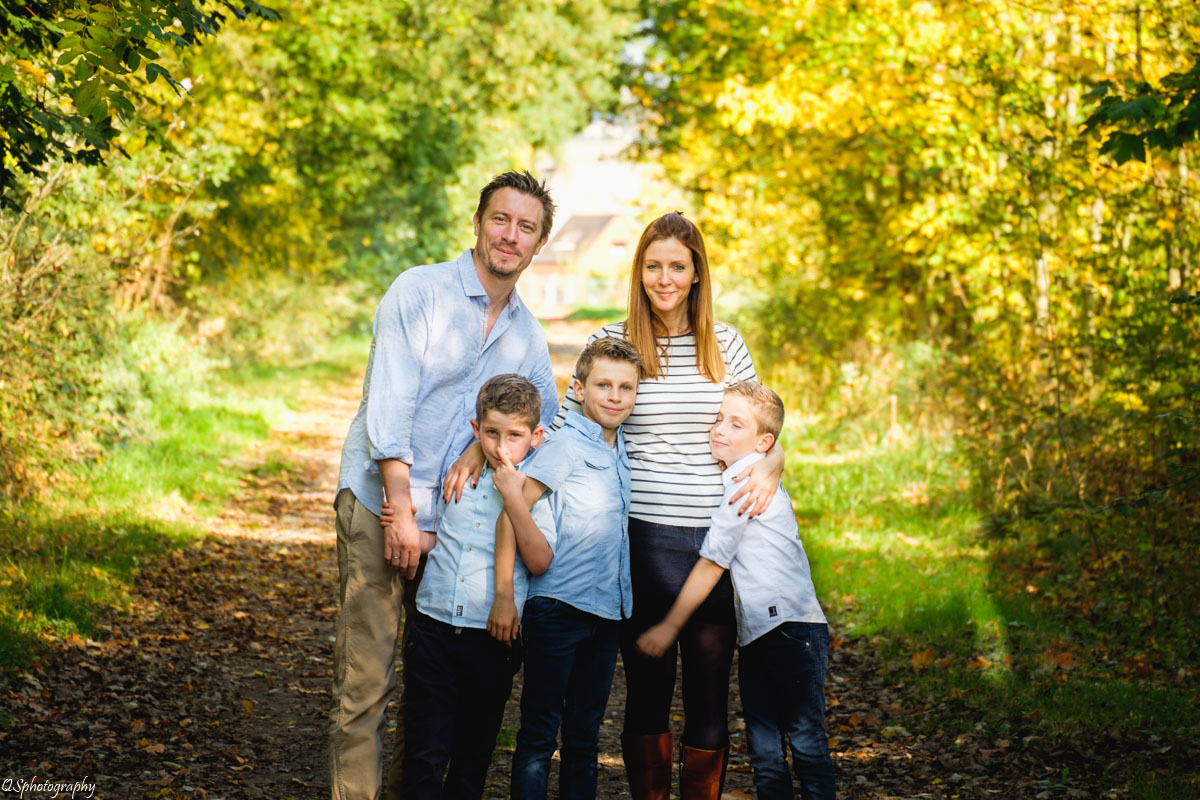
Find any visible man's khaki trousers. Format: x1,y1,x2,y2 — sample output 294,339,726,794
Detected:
329,489,421,800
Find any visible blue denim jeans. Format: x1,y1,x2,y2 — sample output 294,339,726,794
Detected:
511,597,621,800
739,621,836,800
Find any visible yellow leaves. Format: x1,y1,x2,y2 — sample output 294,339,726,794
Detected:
911,647,935,669
967,655,992,670
900,482,930,506
242,697,255,716
14,59,50,84
1042,646,1074,671
1111,392,1147,413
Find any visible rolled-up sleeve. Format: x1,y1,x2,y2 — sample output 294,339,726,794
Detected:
366,275,430,465
528,495,559,553
523,436,574,494
698,499,749,570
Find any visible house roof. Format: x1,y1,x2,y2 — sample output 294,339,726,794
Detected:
534,214,619,265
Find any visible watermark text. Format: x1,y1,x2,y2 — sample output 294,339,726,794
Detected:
1,776,97,799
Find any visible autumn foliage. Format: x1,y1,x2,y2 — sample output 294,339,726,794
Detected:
626,0,1199,541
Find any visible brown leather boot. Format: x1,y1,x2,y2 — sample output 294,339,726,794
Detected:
622,732,674,800
679,744,728,800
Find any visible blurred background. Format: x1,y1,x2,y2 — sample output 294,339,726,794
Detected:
2,2,1197,795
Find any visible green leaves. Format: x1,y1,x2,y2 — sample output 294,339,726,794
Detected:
1097,131,1146,165
0,0,281,210
1084,57,1200,166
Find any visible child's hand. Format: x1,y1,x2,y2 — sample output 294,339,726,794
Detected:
637,623,679,659
379,502,420,531
487,594,519,647
491,444,526,502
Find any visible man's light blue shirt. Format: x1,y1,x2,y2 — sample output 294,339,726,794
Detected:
416,468,558,628
523,410,633,620
336,250,559,528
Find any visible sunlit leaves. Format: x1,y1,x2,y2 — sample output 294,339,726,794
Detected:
0,1,278,210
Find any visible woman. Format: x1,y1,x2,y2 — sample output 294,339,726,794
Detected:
444,212,782,800
570,213,782,800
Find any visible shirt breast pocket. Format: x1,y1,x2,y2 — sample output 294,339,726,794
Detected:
563,459,618,534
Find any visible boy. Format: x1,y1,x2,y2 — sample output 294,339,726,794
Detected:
638,381,836,800
384,374,558,800
489,337,643,800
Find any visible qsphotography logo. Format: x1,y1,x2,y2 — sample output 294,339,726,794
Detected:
1,776,96,799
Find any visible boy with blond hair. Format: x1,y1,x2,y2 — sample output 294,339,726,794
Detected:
638,380,836,800
490,337,643,800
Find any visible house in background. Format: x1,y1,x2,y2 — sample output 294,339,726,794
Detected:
522,213,643,318
522,118,684,319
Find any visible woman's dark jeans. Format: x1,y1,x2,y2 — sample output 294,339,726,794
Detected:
511,597,621,800
620,518,737,751
740,621,836,800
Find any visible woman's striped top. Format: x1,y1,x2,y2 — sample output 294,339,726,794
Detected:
555,321,758,527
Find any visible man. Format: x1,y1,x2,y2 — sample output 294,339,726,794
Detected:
330,171,559,800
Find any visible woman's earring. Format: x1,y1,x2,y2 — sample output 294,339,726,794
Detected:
692,276,700,284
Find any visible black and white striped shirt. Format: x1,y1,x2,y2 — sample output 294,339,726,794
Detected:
556,321,757,527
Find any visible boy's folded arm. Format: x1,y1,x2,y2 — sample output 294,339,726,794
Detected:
489,509,520,644
503,477,553,574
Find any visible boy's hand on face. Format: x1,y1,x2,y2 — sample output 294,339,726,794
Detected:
487,594,520,647
636,623,679,659
491,444,526,502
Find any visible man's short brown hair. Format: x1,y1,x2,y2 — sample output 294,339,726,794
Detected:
725,380,784,440
475,374,542,430
476,170,556,239
575,337,643,385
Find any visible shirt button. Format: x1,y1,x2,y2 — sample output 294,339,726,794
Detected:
475,522,480,528
465,546,472,552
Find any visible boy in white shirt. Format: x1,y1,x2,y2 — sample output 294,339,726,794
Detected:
638,380,835,800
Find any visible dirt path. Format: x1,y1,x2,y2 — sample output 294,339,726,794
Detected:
2,323,1120,799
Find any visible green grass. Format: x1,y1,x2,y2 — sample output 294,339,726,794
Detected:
0,333,369,680
782,412,1200,752
563,305,625,323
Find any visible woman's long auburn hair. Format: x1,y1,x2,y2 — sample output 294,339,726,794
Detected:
625,212,724,382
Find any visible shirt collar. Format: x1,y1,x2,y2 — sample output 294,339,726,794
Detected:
564,409,617,446
722,451,765,486
457,250,486,297
458,249,526,319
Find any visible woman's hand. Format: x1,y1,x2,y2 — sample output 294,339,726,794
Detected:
728,441,785,517
442,441,486,503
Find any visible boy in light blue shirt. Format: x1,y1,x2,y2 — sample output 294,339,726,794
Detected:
383,374,557,800
488,337,643,800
